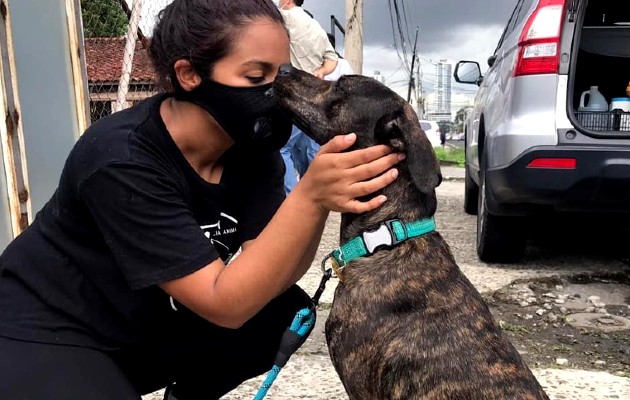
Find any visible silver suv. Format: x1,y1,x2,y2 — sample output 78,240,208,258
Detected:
454,0,630,263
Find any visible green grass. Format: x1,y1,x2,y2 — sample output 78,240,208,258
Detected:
434,146,466,168
499,320,530,334
317,302,333,310
552,344,573,354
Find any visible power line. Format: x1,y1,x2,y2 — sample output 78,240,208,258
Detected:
386,0,410,74
384,63,406,81
400,0,414,48
391,0,411,66
386,1,401,60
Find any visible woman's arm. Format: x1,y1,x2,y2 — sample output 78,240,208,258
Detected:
159,134,403,329
159,190,327,329
241,207,325,294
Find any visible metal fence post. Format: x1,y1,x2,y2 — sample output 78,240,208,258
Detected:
0,0,30,251
7,0,87,224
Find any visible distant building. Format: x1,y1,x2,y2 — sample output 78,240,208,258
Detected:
435,59,452,117
84,37,157,123
373,70,385,84
424,112,452,122
451,92,476,112
423,91,475,122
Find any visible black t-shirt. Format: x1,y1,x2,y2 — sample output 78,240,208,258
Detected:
0,93,286,349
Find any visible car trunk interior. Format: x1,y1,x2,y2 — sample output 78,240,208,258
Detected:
571,0,630,134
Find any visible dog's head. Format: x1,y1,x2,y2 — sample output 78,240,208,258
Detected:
274,65,441,202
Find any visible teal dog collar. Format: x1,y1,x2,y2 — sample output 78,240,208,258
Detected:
324,217,436,281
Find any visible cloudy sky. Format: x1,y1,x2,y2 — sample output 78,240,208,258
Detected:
137,0,517,107
302,0,516,102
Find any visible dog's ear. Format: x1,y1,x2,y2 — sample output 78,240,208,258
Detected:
375,111,442,194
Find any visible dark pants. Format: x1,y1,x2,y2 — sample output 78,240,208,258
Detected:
0,285,313,400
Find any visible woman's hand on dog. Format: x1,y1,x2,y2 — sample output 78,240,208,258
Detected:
296,133,405,214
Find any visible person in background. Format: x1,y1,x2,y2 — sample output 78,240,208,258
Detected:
324,33,355,81
276,0,338,78
0,1,403,399
286,31,356,186
276,0,338,194
285,31,356,184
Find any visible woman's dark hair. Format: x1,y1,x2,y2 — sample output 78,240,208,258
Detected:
149,0,284,92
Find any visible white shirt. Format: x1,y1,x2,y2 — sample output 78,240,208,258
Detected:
325,58,354,81
280,7,338,74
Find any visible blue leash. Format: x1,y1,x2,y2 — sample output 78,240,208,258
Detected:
253,269,332,400
253,307,316,400
253,219,434,398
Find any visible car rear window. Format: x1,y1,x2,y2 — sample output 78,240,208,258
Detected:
420,122,432,131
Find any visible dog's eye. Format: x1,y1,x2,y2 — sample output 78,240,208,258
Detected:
246,76,265,84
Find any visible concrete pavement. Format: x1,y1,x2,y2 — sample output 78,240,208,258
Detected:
440,165,465,181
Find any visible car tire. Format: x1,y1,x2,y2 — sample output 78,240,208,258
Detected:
476,156,526,263
464,164,478,215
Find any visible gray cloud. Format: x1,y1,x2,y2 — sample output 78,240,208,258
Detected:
304,0,516,54
138,1,519,103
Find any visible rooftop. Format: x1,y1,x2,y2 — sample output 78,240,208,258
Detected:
84,37,155,84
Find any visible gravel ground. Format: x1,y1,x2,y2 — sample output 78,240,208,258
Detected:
145,174,630,400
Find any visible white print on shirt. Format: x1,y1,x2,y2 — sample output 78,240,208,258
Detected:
171,213,239,313
199,212,238,254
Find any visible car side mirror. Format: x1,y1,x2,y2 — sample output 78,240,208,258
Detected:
454,61,482,86
487,55,497,68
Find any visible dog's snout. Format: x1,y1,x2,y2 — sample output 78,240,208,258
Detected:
278,64,295,77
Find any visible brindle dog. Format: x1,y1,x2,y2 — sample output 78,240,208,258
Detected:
273,65,549,400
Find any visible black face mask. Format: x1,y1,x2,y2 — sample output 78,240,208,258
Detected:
178,78,292,153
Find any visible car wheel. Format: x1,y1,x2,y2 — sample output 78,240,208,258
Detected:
476,158,526,263
464,164,478,215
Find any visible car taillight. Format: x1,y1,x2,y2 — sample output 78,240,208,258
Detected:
514,0,566,77
527,158,576,169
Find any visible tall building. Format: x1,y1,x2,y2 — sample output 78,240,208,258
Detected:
435,59,452,117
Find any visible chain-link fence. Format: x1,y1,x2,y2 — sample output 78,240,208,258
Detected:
80,0,171,124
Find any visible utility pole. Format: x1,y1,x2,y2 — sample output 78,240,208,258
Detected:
417,52,424,118
345,0,363,74
407,27,419,103
413,56,420,117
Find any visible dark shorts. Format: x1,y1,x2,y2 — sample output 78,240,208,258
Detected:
0,285,313,400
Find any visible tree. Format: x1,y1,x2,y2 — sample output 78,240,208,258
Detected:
454,107,470,133
81,0,128,38
455,108,468,124
437,120,453,134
